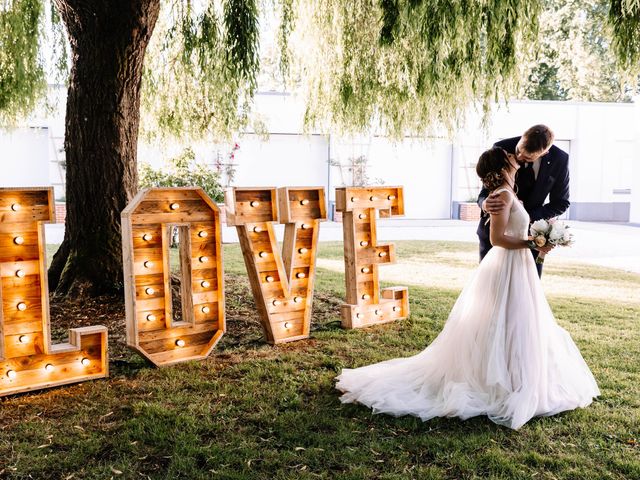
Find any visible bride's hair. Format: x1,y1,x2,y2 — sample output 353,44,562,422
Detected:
476,147,510,191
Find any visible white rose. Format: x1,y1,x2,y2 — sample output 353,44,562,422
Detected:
531,219,549,235
549,224,565,242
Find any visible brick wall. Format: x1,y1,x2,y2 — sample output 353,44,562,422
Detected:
55,203,66,224
459,203,481,222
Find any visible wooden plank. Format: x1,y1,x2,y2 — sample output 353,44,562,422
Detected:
177,225,194,326
139,321,218,343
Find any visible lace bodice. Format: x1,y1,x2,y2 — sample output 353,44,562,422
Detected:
494,188,530,240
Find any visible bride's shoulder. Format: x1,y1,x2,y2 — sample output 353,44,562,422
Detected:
492,188,515,203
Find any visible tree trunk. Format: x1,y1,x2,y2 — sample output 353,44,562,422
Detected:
49,0,160,298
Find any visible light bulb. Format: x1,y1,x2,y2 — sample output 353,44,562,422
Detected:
15,269,25,278
362,294,370,300
284,322,291,329
201,305,211,314
301,224,310,229
6,370,16,379
170,203,180,210
379,251,387,257
11,203,20,211
199,256,209,263
360,241,368,247
14,236,24,245
272,299,281,306
375,309,382,316
145,287,155,295
17,302,27,311
388,195,396,200
296,272,306,279
265,275,274,283
300,199,309,205
258,251,268,258
358,213,366,219
201,280,211,288
198,230,208,238
293,296,302,303
356,313,362,319
81,358,90,366
175,339,185,347
18,335,28,344
298,248,308,254
361,267,370,273
144,261,153,268
146,314,156,322
369,196,378,201
45,364,54,372
142,233,153,241
250,201,260,207
350,197,357,202
253,226,262,233
392,306,399,312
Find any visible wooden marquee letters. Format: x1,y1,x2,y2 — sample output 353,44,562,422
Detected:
226,187,327,344
122,188,224,366
335,186,409,328
0,187,108,396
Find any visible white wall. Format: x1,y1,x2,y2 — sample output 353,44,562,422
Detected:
232,133,329,188
0,127,50,187
2,90,639,222
330,137,452,218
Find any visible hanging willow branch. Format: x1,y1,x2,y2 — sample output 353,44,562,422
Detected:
295,0,542,137
0,0,45,124
141,0,260,141
609,0,640,73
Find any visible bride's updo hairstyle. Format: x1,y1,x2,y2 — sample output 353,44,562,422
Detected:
476,147,510,191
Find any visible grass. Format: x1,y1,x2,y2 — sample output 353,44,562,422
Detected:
2,241,639,479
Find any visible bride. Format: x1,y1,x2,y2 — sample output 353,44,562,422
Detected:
335,147,600,430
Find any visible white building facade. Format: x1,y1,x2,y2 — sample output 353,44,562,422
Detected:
1,91,639,223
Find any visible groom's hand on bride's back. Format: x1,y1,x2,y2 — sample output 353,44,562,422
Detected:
482,192,508,215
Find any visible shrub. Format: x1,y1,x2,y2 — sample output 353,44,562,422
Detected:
139,148,224,202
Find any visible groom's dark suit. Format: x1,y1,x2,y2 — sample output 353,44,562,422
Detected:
476,136,570,273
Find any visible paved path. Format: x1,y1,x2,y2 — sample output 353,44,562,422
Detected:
45,219,640,274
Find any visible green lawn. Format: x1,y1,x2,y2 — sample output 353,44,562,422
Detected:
3,242,639,479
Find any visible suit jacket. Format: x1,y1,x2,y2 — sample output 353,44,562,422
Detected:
476,136,570,260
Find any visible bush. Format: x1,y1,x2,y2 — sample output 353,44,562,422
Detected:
139,148,224,202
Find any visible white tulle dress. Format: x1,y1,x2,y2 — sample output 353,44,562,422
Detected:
336,189,600,430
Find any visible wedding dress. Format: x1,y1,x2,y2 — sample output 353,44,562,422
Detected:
335,189,600,430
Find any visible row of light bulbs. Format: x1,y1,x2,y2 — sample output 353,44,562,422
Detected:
357,241,388,257
249,199,311,208
141,229,208,243
5,357,91,380
257,247,309,258
350,194,396,202
354,305,401,319
143,278,212,297
144,302,213,323
271,296,303,307
264,271,306,283
251,223,311,234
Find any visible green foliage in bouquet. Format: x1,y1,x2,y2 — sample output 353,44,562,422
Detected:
139,148,224,203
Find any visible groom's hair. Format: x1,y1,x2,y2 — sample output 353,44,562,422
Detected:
522,124,554,153
476,147,510,191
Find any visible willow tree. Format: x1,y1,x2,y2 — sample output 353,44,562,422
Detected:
1,0,639,298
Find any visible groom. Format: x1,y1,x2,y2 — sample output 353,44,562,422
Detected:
477,124,570,276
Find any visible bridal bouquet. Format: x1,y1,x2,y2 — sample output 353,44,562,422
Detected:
528,219,574,265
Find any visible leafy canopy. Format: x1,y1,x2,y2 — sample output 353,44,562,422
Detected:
1,0,640,137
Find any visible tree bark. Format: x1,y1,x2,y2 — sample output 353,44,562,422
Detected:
49,0,160,298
